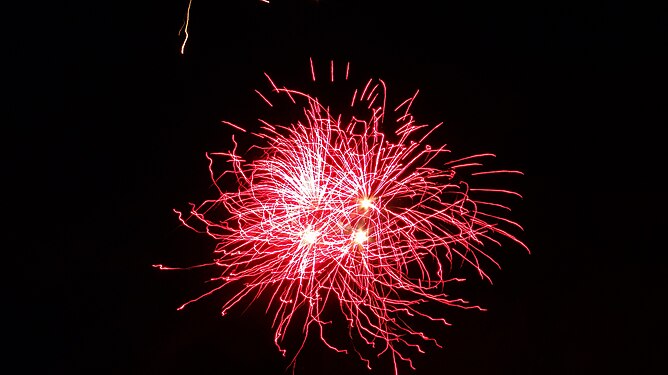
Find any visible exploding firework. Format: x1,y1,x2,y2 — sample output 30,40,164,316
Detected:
156,60,528,373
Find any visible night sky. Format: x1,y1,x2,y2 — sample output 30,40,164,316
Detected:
8,1,665,374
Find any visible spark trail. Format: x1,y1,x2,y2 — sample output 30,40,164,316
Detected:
157,60,528,373
179,0,271,54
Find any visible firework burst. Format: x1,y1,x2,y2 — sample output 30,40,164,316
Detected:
156,60,528,373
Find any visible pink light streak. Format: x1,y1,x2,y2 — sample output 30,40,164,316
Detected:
157,61,528,373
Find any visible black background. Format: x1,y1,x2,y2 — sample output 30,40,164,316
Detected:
8,0,666,374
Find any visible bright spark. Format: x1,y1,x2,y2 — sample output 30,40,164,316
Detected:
353,229,368,244
359,197,374,210
302,228,319,244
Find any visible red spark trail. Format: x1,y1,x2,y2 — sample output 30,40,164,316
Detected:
158,61,528,373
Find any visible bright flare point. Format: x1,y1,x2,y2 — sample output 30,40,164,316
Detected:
353,229,368,244
359,197,374,210
302,228,319,244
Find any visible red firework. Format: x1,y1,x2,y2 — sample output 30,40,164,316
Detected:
156,60,528,373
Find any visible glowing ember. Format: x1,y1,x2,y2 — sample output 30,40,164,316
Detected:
156,60,528,373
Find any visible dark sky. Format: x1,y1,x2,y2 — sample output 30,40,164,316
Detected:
8,1,666,374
